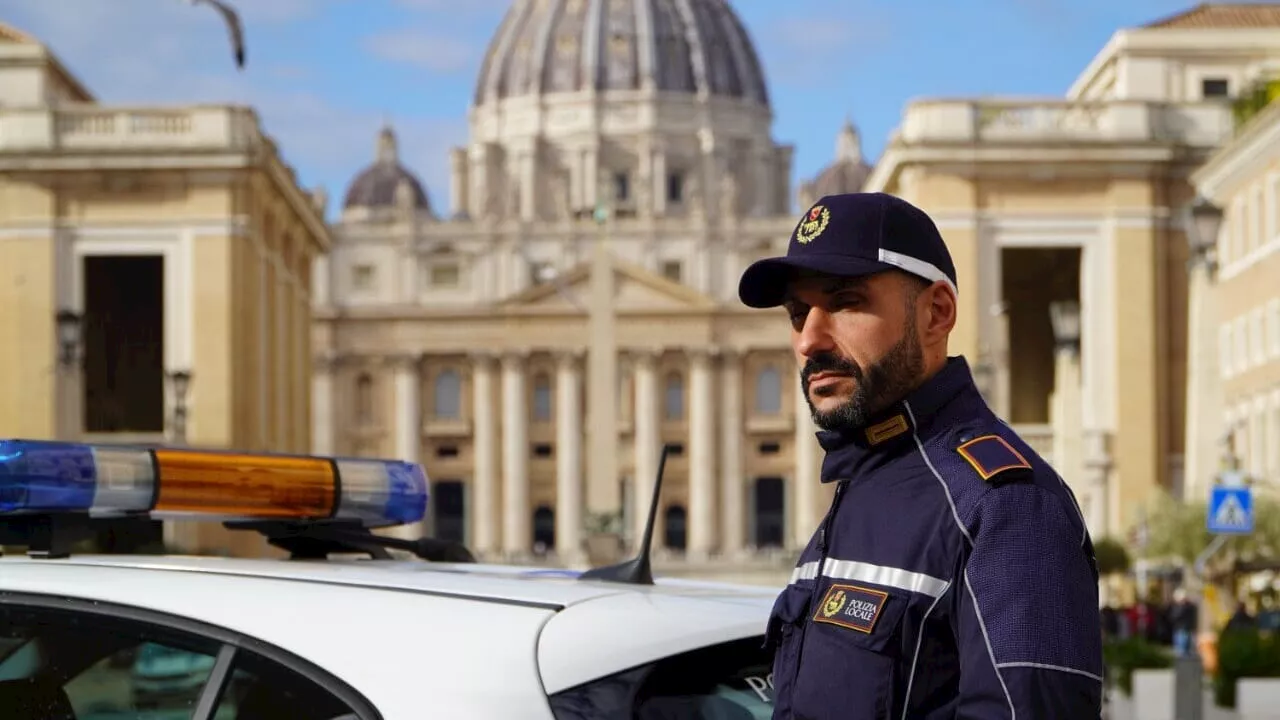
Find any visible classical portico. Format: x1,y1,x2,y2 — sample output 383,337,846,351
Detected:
311,0,860,582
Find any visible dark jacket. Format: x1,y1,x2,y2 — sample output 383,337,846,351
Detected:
764,357,1104,719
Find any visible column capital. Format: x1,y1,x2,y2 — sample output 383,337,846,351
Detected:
313,351,341,373
553,348,584,368
718,346,744,363
383,352,424,370
468,350,500,366
686,346,717,364
629,347,661,364
500,350,527,369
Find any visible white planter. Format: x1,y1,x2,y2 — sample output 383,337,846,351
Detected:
1238,678,1280,720
1131,668,1175,720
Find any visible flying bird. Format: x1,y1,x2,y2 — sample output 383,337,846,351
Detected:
188,0,246,70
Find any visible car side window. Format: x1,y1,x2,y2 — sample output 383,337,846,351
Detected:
0,605,222,719
0,601,366,720
548,636,774,719
214,649,363,720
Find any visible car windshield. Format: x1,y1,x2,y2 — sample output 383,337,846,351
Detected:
547,636,773,719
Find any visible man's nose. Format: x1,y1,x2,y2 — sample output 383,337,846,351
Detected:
794,308,836,357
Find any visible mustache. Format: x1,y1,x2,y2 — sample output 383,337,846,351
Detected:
801,353,862,384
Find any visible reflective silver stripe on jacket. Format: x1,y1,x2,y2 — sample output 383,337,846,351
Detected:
790,558,950,598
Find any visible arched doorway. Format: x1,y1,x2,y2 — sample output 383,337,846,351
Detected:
532,505,555,553
752,477,785,548
663,505,687,551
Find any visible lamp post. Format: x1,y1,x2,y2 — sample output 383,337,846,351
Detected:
1049,300,1082,355
167,370,192,445
55,310,82,368
55,309,82,440
1178,196,1221,719
1188,196,1224,276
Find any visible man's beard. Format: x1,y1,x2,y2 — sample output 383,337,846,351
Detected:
800,323,925,433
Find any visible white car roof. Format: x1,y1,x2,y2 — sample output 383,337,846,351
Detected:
0,554,780,718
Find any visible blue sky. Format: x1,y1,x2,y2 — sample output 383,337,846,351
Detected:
0,0,1201,219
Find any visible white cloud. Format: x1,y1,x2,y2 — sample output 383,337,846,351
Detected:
364,29,480,74
393,0,507,12
0,0,468,215
754,4,894,87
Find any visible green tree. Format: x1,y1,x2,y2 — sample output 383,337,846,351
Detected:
1141,492,1280,572
1093,536,1131,576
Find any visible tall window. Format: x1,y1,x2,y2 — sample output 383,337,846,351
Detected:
533,372,552,421
355,373,373,424
433,369,461,419
664,371,684,420
755,367,782,414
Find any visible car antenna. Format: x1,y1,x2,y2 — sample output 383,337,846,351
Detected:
578,443,670,585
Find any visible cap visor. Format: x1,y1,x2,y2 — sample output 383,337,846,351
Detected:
737,254,890,308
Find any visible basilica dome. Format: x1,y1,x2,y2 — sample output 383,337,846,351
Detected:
473,0,769,108
342,125,430,212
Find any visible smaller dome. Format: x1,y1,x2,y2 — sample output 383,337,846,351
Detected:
799,119,873,206
342,125,431,211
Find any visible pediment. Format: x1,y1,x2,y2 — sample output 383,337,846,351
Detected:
498,256,715,312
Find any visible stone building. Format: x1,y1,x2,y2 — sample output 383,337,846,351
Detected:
313,0,862,578
0,22,331,556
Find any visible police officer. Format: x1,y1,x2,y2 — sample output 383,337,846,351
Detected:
739,192,1104,719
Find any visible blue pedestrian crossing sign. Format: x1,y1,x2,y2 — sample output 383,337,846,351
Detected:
1208,485,1254,534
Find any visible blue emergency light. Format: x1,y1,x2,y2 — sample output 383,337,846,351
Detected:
0,439,428,528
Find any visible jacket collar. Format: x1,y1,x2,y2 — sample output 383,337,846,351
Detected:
813,356,977,482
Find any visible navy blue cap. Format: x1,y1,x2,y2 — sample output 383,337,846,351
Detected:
738,192,958,309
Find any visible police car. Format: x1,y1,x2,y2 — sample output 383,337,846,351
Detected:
0,439,779,719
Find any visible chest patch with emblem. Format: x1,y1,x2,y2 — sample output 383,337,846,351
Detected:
812,583,888,633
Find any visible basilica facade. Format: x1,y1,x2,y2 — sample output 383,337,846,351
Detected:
311,0,866,575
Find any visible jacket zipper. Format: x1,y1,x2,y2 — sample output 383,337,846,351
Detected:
790,480,848,690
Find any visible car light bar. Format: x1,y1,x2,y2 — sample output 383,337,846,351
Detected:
0,439,428,528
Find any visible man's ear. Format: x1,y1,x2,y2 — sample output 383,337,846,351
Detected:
922,282,957,342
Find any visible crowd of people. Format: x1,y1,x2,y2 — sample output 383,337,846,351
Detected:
1101,589,1200,655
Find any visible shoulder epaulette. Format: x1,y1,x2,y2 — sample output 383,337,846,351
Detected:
956,434,1032,483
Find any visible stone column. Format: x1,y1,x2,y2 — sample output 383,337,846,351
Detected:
389,354,423,539
688,348,716,557
1184,248,1222,505
793,376,820,549
519,145,536,221
311,354,335,455
392,355,422,462
501,352,530,557
719,349,745,555
1084,430,1114,545
449,147,469,219
1050,343,1085,503
471,353,499,556
652,145,668,216
632,350,660,545
716,348,747,556
555,351,584,563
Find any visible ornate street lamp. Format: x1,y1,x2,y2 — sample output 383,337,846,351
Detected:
167,370,192,444
1188,196,1224,275
1049,300,1082,356
55,309,82,368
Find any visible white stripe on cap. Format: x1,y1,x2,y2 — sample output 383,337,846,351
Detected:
878,248,958,297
